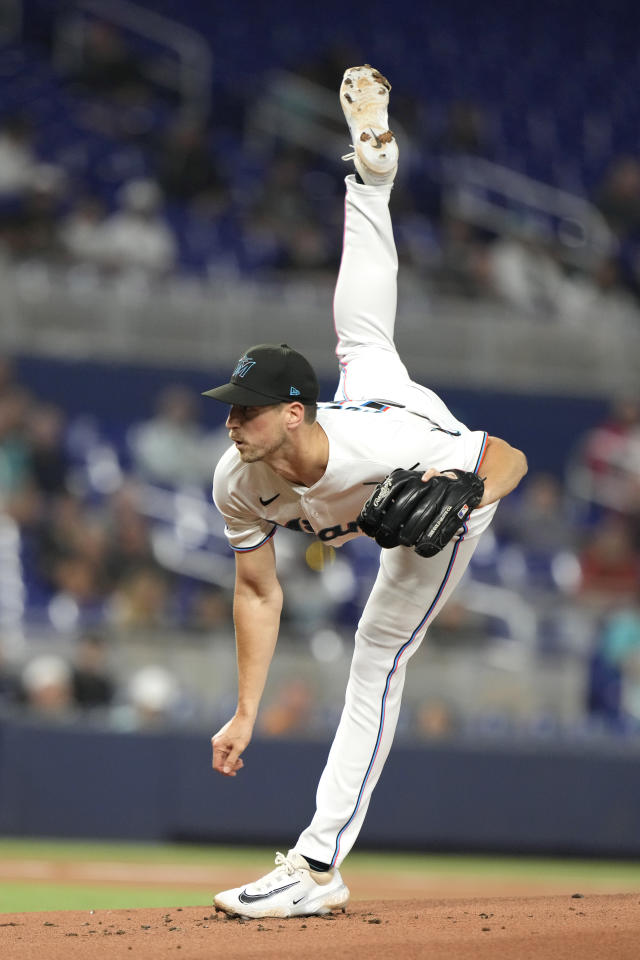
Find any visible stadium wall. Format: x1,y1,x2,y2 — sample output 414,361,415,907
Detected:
1,718,639,856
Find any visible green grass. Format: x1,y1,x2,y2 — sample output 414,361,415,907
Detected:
0,882,213,913
1,838,640,913
0,838,252,865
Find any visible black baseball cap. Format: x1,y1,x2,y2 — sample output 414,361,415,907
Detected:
202,343,319,407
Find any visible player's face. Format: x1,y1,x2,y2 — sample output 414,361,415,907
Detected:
225,404,289,463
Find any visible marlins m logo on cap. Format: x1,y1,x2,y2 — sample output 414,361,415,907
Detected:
233,355,256,379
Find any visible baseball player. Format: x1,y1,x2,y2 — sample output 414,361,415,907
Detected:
205,65,527,918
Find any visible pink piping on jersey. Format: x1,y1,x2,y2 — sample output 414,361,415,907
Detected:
338,361,351,401
474,432,488,474
330,532,465,867
333,191,351,401
230,525,277,553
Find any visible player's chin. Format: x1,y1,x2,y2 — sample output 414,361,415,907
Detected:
236,446,261,463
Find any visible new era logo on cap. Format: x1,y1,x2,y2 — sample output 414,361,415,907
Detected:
290,386,301,396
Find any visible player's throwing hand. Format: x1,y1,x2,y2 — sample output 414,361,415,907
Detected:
211,715,252,776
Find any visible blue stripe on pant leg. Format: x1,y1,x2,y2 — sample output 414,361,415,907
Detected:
330,539,462,866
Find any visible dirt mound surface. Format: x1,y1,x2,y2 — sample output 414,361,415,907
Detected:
1,894,638,959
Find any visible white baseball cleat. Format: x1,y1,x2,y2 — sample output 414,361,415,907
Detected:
213,849,350,919
340,64,399,186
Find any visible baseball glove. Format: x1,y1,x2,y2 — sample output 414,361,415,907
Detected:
358,467,485,557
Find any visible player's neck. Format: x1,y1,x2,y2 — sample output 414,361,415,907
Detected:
266,422,329,488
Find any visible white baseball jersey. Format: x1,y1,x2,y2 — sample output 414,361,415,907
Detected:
213,398,491,554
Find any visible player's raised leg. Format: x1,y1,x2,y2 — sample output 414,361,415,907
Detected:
334,66,410,402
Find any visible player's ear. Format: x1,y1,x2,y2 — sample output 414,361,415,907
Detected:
284,402,305,429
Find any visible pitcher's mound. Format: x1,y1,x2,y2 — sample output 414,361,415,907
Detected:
2,894,638,959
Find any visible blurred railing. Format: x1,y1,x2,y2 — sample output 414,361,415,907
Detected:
1,255,639,395
0,0,22,43
246,68,411,162
442,156,616,269
52,0,213,120
12,615,589,735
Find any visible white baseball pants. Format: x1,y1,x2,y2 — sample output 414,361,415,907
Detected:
294,176,490,867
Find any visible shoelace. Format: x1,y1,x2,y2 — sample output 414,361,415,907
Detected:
341,148,355,162
273,851,298,876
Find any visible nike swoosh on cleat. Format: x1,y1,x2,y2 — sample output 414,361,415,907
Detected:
259,494,280,506
238,880,300,904
292,896,305,905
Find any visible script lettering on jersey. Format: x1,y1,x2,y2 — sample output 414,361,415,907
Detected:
320,400,393,412
280,517,360,540
319,399,461,436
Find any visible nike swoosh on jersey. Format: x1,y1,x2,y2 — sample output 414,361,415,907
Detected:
238,880,300,904
259,493,280,506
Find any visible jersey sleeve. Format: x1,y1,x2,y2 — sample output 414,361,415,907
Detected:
391,418,488,476
212,456,277,553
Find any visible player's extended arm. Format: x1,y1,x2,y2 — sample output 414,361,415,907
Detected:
420,436,527,506
211,538,283,777
477,435,527,505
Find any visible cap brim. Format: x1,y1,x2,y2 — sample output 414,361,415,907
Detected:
201,382,283,405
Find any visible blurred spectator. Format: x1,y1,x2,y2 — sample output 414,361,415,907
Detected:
104,484,158,584
297,41,364,88
488,219,565,318
0,386,42,528
595,157,640,242
438,101,489,157
587,600,640,727
109,564,171,628
21,654,74,717
259,678,315,737
496,472,577,553
126,664,180,728
71,632,115,708
436,216,492,298
26,402,69,496
0,114,37,196
578,515,640,608
0,386,33,499
59,195,111,266
36,491,86,578
35,493,108,612
186,585,231,633
247,151,332,272
0,356,16,396
583,397,640,472
53,551,105,607
573,397,640,518
99,178,176,275
72,21,147,101
156,119,226,207
427,599,492,648
415,698,458,739
129,384,225,486
0,643,18,706
3,165,67,262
